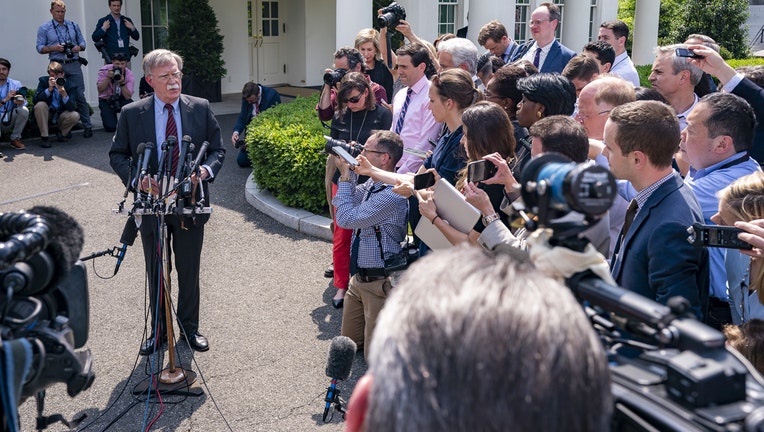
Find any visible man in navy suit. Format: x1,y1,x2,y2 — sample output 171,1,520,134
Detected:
231,81,281,167
92,0,139,62
109,49,225,355
603,100,708,318
510,2,575,74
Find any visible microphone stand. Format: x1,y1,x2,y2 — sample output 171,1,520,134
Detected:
133,139,202,397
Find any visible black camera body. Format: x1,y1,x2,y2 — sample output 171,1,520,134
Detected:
62,41,75,59
323,68,347,87
55,77,66,87
378,2,406,29
324,137,362,158
112,66,123,82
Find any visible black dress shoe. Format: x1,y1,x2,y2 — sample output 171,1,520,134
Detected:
332,298,344,309
55,130,66,142
140,332,167,356
180,332,209,352
324,264,334,278
83,127,93,138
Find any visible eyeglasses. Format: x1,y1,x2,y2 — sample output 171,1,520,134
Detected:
528,19,552,26
343,94,363,104
575,109,612,121
152,71,183,82
361,147,387,155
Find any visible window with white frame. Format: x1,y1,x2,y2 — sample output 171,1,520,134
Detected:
553,0,564,40
438,0,457,35
515,0,530,43
140,0,170,52
589,0,598,40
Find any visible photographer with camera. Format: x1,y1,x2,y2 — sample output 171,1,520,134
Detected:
325,73,391,308
332,130,407,359
33,61,80,148
0,58,29,150
316,47,388,122
231,81,281,167
96,52,134,133
36,0,92,139
91,0,139,63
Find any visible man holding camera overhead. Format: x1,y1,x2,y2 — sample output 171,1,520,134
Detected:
96,52,134,133
36,0,92,139
33,61,80,148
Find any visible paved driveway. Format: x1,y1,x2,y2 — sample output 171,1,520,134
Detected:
3,114,364,431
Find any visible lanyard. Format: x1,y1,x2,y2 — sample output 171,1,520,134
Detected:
53,20,73,44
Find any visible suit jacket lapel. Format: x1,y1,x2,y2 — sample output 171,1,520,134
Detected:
541,41,561,72
138,96,158,171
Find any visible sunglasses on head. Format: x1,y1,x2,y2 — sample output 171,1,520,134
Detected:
344,94,363,104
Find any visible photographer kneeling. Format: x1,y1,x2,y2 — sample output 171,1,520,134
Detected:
333,130,407,360
96,52,133,132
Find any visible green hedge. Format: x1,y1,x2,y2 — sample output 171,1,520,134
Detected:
635,58,764,88
246,93,328,214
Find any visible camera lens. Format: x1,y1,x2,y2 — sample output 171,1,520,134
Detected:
55,77,65,87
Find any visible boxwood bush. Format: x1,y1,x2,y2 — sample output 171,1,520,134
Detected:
246,94,328,214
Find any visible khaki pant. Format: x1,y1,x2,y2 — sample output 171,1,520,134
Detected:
341,275,392,360
34,102,80,137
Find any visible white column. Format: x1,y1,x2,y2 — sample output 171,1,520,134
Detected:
561,0,590,51
396,0,439,45
632,0,660,66
335,0,372,48
467,0,516,48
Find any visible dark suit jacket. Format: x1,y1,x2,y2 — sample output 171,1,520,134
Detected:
732,77,764,164
109,94,225,224
233,84,281,134
510,40,575,74
610,173,709,318
33,76,78,112
91,14,139,57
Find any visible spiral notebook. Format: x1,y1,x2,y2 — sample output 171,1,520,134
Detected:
414,179,481,250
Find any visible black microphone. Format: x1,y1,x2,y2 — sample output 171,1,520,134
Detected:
113,214,138,276
156,140,168,178
189,140,209,175
166,135,177,176
323,336,356,421
139,142,153,178
175,135,192,180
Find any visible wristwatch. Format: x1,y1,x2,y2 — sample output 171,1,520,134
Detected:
482,212,501,226
339,176,352,182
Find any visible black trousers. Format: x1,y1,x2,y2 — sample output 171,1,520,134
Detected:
140,214,205,335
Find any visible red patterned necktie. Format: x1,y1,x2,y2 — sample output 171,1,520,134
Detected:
165,103,179,175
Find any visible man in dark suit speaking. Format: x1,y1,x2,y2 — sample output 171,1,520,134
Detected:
109,49,225,354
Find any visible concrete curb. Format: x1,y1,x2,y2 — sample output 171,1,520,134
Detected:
244,172,333,242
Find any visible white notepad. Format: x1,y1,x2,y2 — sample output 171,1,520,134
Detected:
414,179,481,250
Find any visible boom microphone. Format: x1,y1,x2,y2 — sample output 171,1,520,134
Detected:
323,336,356,421
113,215,138,276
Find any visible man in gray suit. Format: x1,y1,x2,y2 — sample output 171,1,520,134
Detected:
109,49,225,355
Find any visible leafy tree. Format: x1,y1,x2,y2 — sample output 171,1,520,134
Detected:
167,0,227,83
668,0,749,58
619,0,750,59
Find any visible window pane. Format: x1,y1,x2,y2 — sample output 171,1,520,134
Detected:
141,0,152,22
263,2,270,19
271,20,279,36
155,27,168,49
263,20,270,36
143,30,153,54
271,2,278,18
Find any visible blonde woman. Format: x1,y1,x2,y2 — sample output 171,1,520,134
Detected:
355,28,393,103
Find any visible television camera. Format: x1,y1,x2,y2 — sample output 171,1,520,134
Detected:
0,206,94,431
514,153,764,431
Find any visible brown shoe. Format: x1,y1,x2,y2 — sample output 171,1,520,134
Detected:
10,139,25,149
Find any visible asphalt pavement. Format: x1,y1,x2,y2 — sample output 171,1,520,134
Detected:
2,114,364,431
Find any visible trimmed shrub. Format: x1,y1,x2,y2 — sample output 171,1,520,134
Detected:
246,94,328,214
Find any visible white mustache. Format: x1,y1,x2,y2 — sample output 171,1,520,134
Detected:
167,84,180,91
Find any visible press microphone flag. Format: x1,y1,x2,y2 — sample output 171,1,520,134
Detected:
323,336,356,421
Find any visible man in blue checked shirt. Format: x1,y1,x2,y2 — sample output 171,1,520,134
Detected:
37,0,93,139
333,130,408,359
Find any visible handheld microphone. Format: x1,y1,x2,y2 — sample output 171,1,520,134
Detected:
189,141,210,175
113,214,139,276
166,135,177,176
156,140,168,178
323,336,356,421
176,135,192,180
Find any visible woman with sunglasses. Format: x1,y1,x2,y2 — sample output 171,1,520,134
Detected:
326,72,392,308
